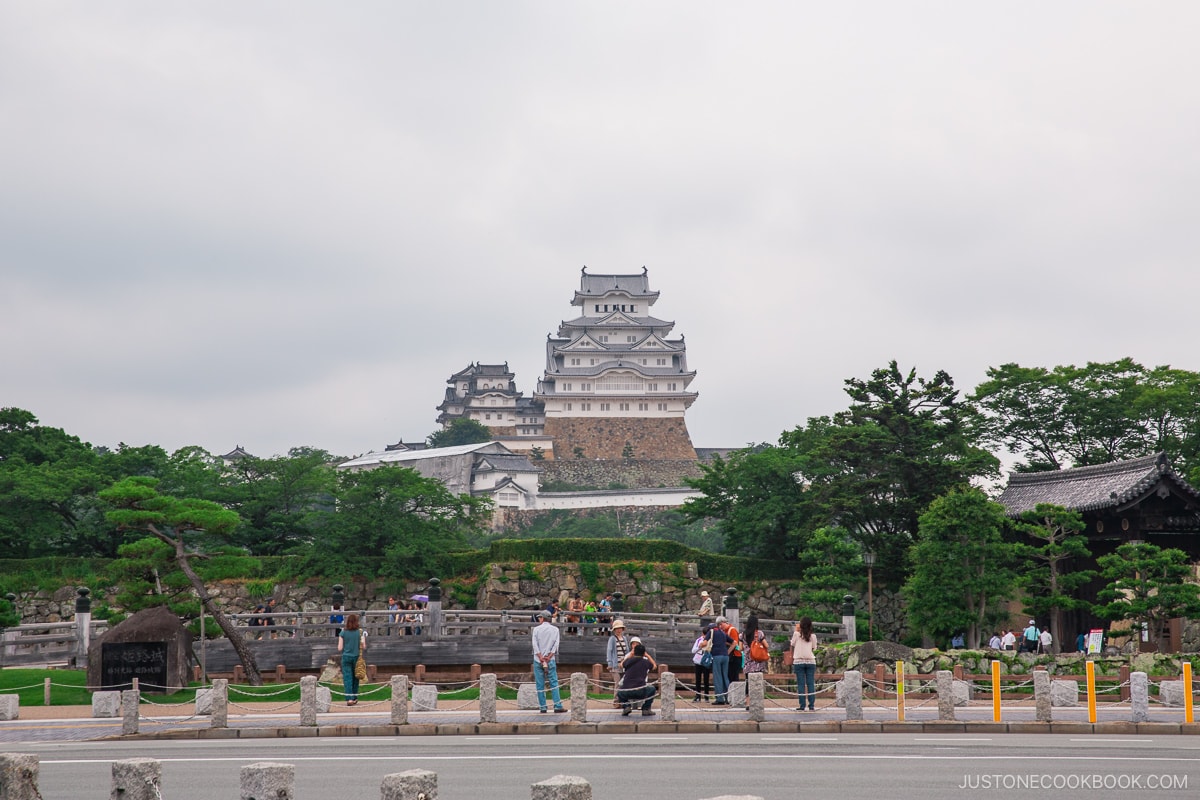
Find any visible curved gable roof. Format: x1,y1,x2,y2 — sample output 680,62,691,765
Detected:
997,453,1200,516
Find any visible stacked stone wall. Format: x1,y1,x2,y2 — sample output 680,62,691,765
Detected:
539,459,702,489
543,417,696,460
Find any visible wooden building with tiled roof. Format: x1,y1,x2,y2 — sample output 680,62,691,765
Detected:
997,453,1200,651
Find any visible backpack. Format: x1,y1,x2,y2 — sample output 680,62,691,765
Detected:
748,632,769,663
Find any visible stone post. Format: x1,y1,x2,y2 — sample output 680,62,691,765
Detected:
1130,671,1149,723
480,673,497,724
660,672,676,722
935,670,955,721
121,689,139,735
1033,669,1052,723
211,678,228,728
531,775,591,800
566,673,586,723
843,670,863,721
0,753,39,800
721,588,740,630
240,762,294,800
74,587,91,668
380,769,438,800
747,672,764,722
0,696,18,722
840,594,857,643
111,758,162,800
299,675,317,726
425,578,442,642
391,675,409,725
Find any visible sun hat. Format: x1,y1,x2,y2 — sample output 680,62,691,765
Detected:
700,590,709,597
612,619,626,629
1029,619,1035,625
630,636,642,643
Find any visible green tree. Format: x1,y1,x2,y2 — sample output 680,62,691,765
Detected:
682,445,812,560
970,359,1200,475
1096,542,1200,653
0,408,109,557
1013,504,1094,654
222,447,336,555
107,537,197,616
796,526,862,620
427,419,492,448
100,476,264,684
302,466,491,580
786,362,998,584
903,487,1020,648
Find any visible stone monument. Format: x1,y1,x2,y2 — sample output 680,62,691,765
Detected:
86,605,194,694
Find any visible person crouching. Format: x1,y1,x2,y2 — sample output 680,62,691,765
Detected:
617,643,658,717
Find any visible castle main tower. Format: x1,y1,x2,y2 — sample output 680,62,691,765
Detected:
534,267,698,460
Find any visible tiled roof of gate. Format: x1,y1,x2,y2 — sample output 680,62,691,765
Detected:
996,453,1200,515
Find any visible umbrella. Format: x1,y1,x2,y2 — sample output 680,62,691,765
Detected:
410,594,429,603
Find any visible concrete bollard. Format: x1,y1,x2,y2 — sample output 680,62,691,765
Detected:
112,758,162,800
1131,671,1149,723
1033,670,1052,723
0,753,39,800
381,768,438,800
747,672,764,722
480,673,497,724
43,678,50,708
0,696,18,722
212,678,229,729
391,675,409,725
412,685,437,711
92,690,121,718
517,683,540,710
727,681,746,707
842,670,863,721
300,675,317,726
935,670,955,721
121,689,139,735
240,762,294,800
317,685,331,713
570,673,588,723
1159,680,1185,707
195,687,214,716
531,774,591,800
1051,679,1080,707
661,672,676,722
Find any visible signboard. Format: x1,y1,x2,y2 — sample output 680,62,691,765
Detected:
100,641,168,692
1086,629,1104,655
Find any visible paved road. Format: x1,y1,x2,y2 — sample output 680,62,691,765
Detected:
17,733,1200,800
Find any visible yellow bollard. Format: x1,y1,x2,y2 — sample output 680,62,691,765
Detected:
1184,662,1194,724
1086,659,1097,724
896,660,905,722
992,660,1001,722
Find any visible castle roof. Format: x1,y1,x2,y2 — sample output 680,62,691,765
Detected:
572,267,660,304
996,453,1200,516
338,441,511,469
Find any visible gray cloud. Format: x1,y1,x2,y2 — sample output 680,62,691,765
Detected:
2,2,1198,459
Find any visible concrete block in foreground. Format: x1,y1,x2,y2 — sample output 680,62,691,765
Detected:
240,761,294,800
381,768,437,800
531,774,591,800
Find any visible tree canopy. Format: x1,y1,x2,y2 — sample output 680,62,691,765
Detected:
427,418,493,448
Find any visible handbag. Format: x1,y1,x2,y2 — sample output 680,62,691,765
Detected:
783,647,795,667
749,632,769,663
354,631,367,680
700,650,714,668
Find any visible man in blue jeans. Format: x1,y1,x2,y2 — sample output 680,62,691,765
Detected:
708,618,731,704
532,610,568,713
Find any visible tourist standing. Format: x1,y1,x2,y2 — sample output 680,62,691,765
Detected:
387,596,401,635
606,619,631,707
330,604,345,638
790,616,818,711
617,643,658,716
1002,628,1017,651
1039,628,1053,654
698,590,715,619
708,618,731,705
1022,620,1040,653
337,613,364,705
988,631,1002,649
691,625,713,701
567,594,584,636
531,611,567,713
743,614,768,681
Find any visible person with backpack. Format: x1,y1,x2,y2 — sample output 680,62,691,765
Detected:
1022,620,1040,653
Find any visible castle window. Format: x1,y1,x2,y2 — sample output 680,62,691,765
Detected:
485,413,491,419
599,335,608,342
648,383,658,391
570,358,580,366
491,399,498,405
563,383,572,391
641,359,647,365
566,403,573,411
631,305,637,313
638,402,648,411
619,402,630,411
657,358,667,365
627,335,636,342
658,403,667,411
581,402,591,411
600,403,610,411
668,383,678,391
595,305,600,312
590,358,596,365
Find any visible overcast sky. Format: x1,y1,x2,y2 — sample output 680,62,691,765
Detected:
3,3,1198,461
